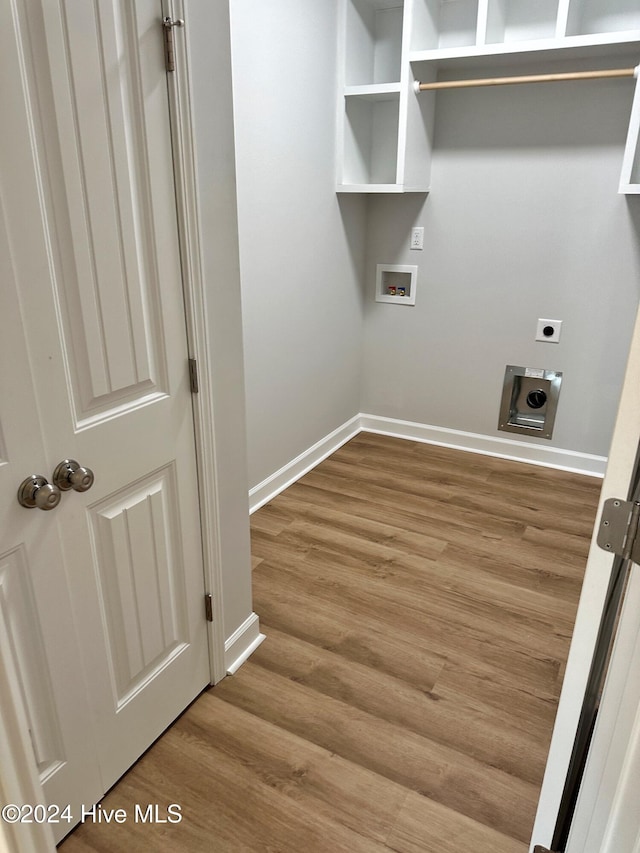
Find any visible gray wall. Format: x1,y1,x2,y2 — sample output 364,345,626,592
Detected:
363,73,640,457
229,0,366,490
230,6,640,481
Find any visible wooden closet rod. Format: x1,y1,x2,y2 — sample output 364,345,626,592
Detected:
415,66,639,92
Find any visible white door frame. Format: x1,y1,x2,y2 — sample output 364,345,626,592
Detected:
565,560,640,851
0,2,234,848
163,0,227,685
530,303,640,851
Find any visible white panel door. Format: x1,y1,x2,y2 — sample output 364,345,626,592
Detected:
0,184,103,833
1,0,210,839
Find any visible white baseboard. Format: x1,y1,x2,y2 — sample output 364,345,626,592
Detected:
360,413,607,478
248,414,361,513
224,612,265,675
248,414,606,516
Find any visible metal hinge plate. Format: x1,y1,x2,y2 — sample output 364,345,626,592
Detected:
204,593,213,623
163,15,184,73
597,498,640,563
188,357,199,394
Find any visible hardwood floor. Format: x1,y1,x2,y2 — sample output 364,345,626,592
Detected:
59,433,602,852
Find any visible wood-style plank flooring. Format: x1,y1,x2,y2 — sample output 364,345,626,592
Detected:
59,433,602,852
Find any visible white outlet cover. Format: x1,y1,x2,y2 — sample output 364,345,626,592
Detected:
536,318,562,343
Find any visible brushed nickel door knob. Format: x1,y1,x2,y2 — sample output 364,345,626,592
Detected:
53,459,95,493
17,475,62,510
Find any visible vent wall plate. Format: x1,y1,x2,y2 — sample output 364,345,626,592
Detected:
498,365,562,440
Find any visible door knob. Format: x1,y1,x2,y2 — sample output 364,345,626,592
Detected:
53,459,95,493
17,475,62,510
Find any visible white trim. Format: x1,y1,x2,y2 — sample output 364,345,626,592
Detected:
165,0,226,684
565,568,640,852
224,613,265,675
249,413,606,514
249,415,361,513
360,413,607,478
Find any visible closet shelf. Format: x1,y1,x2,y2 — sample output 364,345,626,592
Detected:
336,0,640,194
344,83,402,100
410,32,640,73
337,183,429,193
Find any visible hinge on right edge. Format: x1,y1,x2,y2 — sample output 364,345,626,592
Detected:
597,497,640,562
204,594,213,622
162,15,184,73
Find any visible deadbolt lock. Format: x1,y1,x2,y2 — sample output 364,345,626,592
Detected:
53,459,95,493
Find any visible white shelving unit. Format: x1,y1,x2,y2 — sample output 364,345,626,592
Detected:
620,75,640,192
336,0,640,193
337,0,433,193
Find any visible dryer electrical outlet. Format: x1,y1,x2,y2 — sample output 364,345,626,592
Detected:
536,318,562,343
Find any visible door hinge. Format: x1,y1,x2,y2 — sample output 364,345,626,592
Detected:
162,15,184,73
204,593,213,622
597,497,640,563
188,357,199,394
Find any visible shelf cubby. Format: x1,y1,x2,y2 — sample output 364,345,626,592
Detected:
341,92,401,187
337,0,640,194
483,0,560,45
411,0,480,51
564,0,640,38
345,0,405,85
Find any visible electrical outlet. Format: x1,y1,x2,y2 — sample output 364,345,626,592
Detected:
536,318,562,343
410,227,424,250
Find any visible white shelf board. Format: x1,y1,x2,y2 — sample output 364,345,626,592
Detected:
336,183,430,193
619,183,640,194
344,83,402,100
410,31,640,72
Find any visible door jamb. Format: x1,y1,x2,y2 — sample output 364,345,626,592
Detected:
531,302,640,850
162,0,226,685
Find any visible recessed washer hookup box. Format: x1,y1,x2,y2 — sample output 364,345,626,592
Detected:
498,365,562,440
